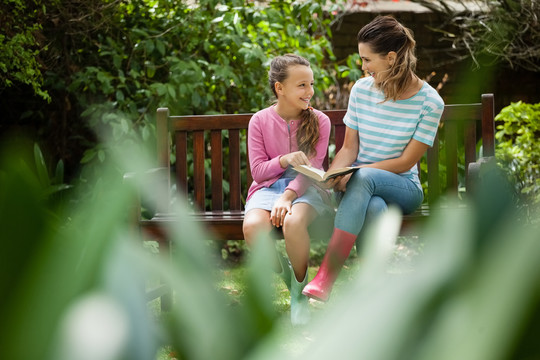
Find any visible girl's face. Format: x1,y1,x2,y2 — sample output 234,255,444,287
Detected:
358,42,394,84
275,65,314,111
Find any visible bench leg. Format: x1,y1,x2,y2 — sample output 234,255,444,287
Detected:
160,240,173,311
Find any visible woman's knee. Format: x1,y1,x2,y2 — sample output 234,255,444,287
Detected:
365,196,388,220
348,167,378,191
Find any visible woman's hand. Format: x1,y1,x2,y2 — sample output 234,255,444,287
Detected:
331,173,352,192
279,151,311,168
270,190,296,227
319,175,343,189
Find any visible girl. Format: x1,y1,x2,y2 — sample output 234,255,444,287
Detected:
302,16,445,302
242,54,331,325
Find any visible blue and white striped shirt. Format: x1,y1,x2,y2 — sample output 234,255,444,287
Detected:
344,76,444,189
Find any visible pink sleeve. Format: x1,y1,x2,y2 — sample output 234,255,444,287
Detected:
248,114,285,183
285,112,331,197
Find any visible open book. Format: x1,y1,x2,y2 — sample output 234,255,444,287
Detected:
293,164,360,182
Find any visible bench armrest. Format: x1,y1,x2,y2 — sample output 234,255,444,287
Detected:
123,167,171,222
467,156,496,194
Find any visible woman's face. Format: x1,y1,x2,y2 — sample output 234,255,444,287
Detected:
358,42,393,84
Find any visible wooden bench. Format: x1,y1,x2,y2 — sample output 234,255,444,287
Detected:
128,93,495,309
135,93,495,244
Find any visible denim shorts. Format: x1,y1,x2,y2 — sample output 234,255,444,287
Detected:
245,168,333,216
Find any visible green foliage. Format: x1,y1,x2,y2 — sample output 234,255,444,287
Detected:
0,0,52,101
495,101,540,205
44,0,359,186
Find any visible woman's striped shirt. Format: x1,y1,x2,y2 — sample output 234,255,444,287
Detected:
343,76,444,189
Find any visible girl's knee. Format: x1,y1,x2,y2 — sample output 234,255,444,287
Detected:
282,214,307,233
242,212,270,242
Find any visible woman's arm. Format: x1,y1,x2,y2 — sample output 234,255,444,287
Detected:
323,126,359,190
327,130,428,192
329,126,360,170
362,139,428,173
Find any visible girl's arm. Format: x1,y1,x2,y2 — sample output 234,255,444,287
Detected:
248,115,285,183
284,113,331,197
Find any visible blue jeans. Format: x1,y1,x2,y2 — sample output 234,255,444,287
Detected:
335,167,423,235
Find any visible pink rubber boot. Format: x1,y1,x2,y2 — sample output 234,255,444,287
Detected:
302,228,357,302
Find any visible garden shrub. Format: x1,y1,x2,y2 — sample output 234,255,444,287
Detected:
59,0,362,201
495,101,540,207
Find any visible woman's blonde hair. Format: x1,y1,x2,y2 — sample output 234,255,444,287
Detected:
268,54,320,158
357,15,417,101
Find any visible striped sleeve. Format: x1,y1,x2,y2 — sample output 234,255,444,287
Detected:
413,90,444,146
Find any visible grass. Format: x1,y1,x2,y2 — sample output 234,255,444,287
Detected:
150,236,423,360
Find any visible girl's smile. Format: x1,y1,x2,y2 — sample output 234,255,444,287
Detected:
274,64,314,121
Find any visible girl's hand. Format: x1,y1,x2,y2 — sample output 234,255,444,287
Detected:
280,151,311,168
270,192,295,227
270,198,292,227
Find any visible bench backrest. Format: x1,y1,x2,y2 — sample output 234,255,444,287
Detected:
156,93,494,213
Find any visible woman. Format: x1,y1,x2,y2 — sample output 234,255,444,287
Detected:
242,54,332,324
302,15,445,302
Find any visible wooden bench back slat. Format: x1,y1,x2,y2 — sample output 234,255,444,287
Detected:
193,131,206,210
156,108,171,214
211,130,223,211
175,132,188,196
229,129,242,211
481,93,495,157
445,120,459,199
464,120,477,189
427,135,440,205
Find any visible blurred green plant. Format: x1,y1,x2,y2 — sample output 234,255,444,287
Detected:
495,101,540,208
3,135,538,360
31,142,72,201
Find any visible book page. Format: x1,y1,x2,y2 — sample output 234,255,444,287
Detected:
296,165,326,179
293,164,359,182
